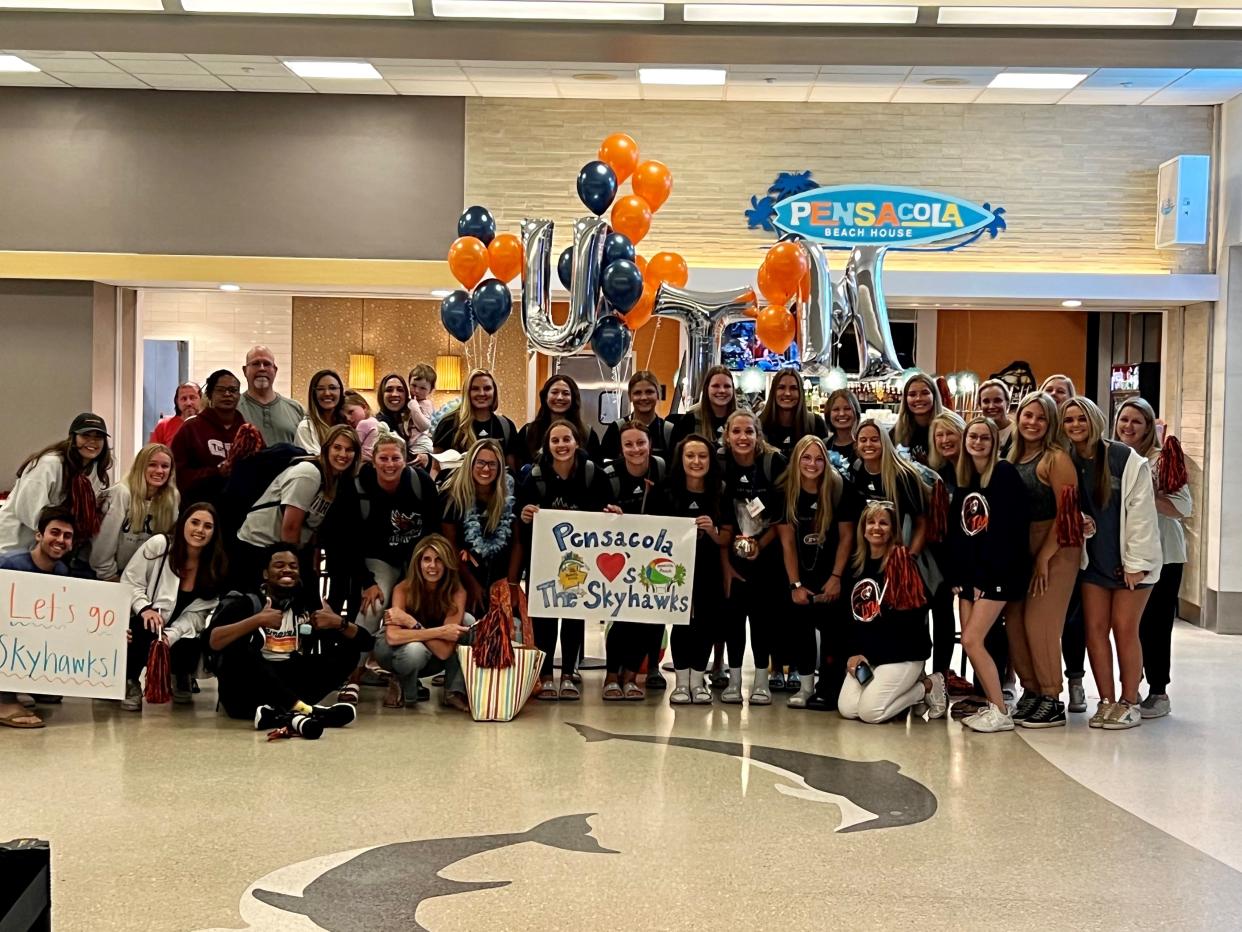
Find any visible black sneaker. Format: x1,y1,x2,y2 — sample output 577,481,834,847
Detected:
1011,691,1041,722
312,702,357,728
1020,696,1066,729
255,705,324,739
255,704,287,731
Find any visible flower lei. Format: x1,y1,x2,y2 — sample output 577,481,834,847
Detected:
463,473,515,561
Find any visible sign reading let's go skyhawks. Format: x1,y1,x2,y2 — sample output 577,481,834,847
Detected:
745,172,1006,250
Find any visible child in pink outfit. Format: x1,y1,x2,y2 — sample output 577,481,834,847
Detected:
343,392,381,463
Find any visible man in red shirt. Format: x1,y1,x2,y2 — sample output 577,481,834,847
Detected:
150,382,202,446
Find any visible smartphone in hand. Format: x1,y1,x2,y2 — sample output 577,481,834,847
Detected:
854,661,874,685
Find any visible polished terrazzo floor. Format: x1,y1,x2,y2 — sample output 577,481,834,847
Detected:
5,621,1241,932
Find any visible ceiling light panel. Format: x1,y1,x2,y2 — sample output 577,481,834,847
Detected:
433,1,664,20
939,7,1175,27
0,55,40,72
0,1,162,9
1194,10,1242,27
989,72,1088,89
182,1,413,13
283,60,383,79
686,3,917,24
639,67,726,85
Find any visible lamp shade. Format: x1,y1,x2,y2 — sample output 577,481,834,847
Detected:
348,353,376,391
435,354,464,392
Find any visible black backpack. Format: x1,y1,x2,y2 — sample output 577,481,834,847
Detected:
201,591,264,676
355,466,428,521
602,455,667,502
218,443,310,536
530,460,597,502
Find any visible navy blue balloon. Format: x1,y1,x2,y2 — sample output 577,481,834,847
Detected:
591,315,631,368
602,232,635,266
557,246,574,290
457,205,496,246
472,278,512,336
577,160,618,217
440,290,475,342
600,258,644,313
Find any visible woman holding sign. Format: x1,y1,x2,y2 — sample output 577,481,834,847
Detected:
121,502,228,711
659,434,733,705
601,419,667,701
720,409,787,706
514,419,616,701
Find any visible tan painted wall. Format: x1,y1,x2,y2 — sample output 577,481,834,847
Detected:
936,308,1088,390
466,99,1213,274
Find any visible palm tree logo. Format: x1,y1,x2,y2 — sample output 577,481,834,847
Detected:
744,170,821,232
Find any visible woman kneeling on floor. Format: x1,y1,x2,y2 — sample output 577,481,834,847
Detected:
839,501,947,724
373,534,473,712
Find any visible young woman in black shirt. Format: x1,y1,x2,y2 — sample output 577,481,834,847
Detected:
431,369,518,470
514,419,616,701
824,388,862,462
892,372,943,466
850,419,928,555
439,439,517,617
671,365,736,451
600,370,675,464
759,366,829,460
516,374,601,468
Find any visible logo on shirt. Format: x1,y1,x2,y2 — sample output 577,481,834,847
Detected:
851,577,885,623
207,439,232,457
961,492,989,537
389,510,424,547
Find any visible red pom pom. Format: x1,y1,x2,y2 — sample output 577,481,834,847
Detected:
223,422,266,468
144,638,172,704
883,546,926,611
935,376,954,411
1158,436,1189,493
927,479,950,544
471,580,533,669
1056,484,1085,548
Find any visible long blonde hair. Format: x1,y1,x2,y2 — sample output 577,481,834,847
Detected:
451,369,501,452
893,372,943,448
722,408,774,457
307,424,361,502
927,411,966,472
782,435,840,541
855,417,923,526
1007,392,1061,464
443,439,510,535
692,365,737,439
823,388,862,438
1115,397,1159,457
1062,395,1111,509
398,534,464,627
851,500,899,575
956,415,1000,489
124,443,179,536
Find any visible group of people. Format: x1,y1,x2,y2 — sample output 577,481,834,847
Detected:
0,348,1190,742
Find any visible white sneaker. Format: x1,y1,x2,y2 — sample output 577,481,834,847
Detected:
1102,700,1142,730
1088,699,1114,728
963,703,1014,733
924,673,948,720
120,679,142,712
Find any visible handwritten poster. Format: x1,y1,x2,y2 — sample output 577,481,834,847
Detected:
529,510,698,625
0,570,130,700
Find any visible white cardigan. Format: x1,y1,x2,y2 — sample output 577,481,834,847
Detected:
1117,446,1164,585
89,483,179,580
121,535,219,647
0,453,107,552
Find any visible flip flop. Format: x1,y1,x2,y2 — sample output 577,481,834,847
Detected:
0,710,45,729
602,681,625,701
623,681,646,701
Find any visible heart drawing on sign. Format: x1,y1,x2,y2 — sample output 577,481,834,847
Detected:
596,553,625,581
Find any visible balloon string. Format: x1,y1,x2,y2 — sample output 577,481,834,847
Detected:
644,318,662,372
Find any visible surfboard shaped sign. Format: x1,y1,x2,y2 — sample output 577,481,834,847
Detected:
771,184,998,247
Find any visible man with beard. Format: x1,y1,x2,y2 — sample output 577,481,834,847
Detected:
236,345,305,446
149,382,202,446
206,545,372,739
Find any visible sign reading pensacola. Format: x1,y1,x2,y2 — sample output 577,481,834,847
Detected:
528,510,697,625
771,184,1000,247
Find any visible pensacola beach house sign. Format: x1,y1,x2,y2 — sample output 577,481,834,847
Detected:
746,171,1006,250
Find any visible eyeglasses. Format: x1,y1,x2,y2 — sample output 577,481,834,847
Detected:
214,386,241,395
474,460,500,471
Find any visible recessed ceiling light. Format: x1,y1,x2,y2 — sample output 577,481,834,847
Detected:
0,0,161,7
989,72,1089,90
219,284,241,292
639,68,727,86
1194,10,1242,27
0,55,40,73
432,0,664,21
685,4,917,24
431,289,453,298
940,7,1175,27
183,0,412,13
1061,299,1083,307
572,72,620,82
922,76,970,87
283,60,383,79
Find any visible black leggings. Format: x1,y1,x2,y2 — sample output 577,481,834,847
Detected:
930,581,957,673
811,601,849,705
1062,576,1086,680
533,618,584,679
723,561,780,670
216,639,359,719
605,622,663,674
671,610,713,672
1140,562,1183,693
786,599,822,676
127,618,202,681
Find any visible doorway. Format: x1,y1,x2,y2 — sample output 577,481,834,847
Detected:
143,339,189,441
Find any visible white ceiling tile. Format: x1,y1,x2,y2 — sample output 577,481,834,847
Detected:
114,59,211,75
459,59,570,70
815,72,906,87
470,80,561,97
390,78,478,96
374,65,467,80
199,61,291,77
187,54,281,63
1143,89,1234,106
891,85,985,103
1060,88,1159,106
554,81,641,99
223,75,313,92
303,78,396,94
725,84,809,102
1076,68,1185,89
5,49,99,59
24,56,123,74
463,66,556,80
99,52,193,62
370,57,458,67
641,84,725,100
729,72,814,86
909,66,1003,76
136,73,232,91
0,72,66,87
818,65,911,76
975,87,1071,104
1165,69,1242,91
808,83,898,102
731,63,819,74
59,72,150,88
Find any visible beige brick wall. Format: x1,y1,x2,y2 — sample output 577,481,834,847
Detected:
1178,303,1211,615
466,100,1212,273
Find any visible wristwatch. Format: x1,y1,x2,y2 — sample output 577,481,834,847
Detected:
789,581,804,592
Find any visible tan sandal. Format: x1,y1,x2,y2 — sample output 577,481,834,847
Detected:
0,709,44,728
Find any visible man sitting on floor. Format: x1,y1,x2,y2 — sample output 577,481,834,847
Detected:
206,545,373,739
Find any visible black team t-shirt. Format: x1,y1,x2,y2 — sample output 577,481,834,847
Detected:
357,464,442,571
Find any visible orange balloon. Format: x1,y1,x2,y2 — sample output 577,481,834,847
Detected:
756,304,796,353
487,232,524,283
744,302,759,319
632,160,673,212
611,195,653,245
756,260,791,306
634,254,647,278
764,241,810,293
645,251,689,289
598,133,640,184
448,236,489,289
624,282,657,331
